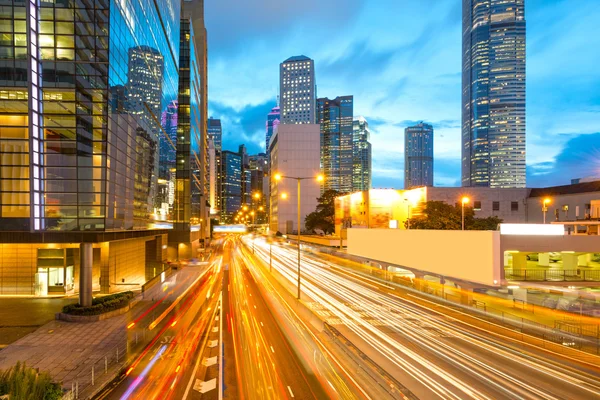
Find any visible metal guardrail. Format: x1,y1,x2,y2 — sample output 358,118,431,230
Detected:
505,268,600,282
555,320,600,339
324,321,418,400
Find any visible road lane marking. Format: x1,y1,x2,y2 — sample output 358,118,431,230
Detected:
270,346,275,353
260,322,264,327
287,386,294,397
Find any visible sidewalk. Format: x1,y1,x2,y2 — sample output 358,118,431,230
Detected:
0,265,208,394
0,298,77,347
0,311,129,385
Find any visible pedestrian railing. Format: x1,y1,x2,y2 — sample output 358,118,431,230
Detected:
505,268,600,282
555,320,600,340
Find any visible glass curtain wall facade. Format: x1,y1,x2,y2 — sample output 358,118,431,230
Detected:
174,17,201,231
158,99,177,218
207,117,221,151
317,95,353,193
220,150,241,222
462,0,526,188
0,0,181,232
265,105,279,153
352,116,372,191
404,122,434,189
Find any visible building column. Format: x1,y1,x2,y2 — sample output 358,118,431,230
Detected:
512,253,528,274
562,253,579,270
538,253,550,267
578,253,591,267
79,243,93,307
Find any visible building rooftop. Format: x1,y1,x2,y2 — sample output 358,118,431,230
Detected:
283,55,311,63
529,180,600,197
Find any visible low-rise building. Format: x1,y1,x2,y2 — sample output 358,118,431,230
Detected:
335,181,600,234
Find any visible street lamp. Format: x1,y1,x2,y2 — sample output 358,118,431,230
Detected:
403,198,411,230
274,172,324,299
461,196,469,231
542,198,551,224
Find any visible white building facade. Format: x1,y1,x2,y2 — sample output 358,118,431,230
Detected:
269,125,321,234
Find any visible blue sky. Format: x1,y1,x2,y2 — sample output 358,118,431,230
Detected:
205,0,600,189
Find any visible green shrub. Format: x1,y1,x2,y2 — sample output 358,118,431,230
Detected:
0,362,63,400
62,291,134,315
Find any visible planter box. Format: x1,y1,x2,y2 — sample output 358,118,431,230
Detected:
55,298,140,323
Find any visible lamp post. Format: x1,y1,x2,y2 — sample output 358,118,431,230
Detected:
542,198,551,224
274,172,324,300
461,196,469,231
404,198,411,230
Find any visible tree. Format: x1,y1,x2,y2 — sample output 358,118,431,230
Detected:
304,190,343,234
408,200,502,230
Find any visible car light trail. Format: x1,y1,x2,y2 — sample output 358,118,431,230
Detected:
244,235,600,400
120,344,167,400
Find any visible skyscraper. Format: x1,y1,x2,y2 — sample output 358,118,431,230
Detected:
127,45,165,212
317,96,354,193
265,105,280,151
183,0,210,242
269,125,321,234
0,0,183,302
238,144,252,205
220,151,242,222
158,100,178,217
280,56,316,124
405,122,434,189
174,16,203,239
462,0,526,188
208,117,222,151
352,117,372,191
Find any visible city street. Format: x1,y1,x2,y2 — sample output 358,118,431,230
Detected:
247,235,600,400
97,261,222,400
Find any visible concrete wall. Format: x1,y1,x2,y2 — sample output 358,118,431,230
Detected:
107,238,148,293
347,228,502,286
269,124,321,234
500,234,600,253
527,192,600,224
426,187,529,223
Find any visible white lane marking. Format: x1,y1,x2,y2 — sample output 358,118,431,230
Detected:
260,322,264,327
287,386,294,398
254,305,257,309
270,346,275,353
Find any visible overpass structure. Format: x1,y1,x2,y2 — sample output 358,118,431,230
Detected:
346,224,600,286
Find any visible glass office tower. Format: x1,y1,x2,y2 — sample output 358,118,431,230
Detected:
0,0,181,231
265,105,280,153
405,122,434,189
207,117,222,151
174,17,202,231
462,0,526,188
352,116,372,191
220,150,242,222
317,95,354,193
0,0,182,297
